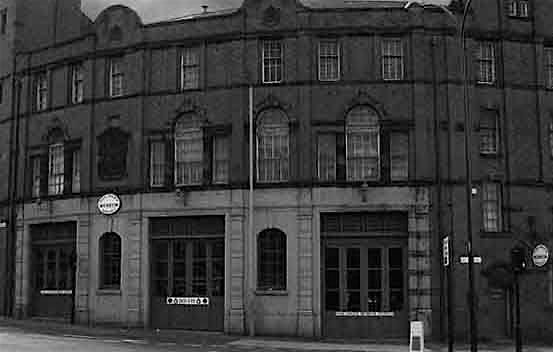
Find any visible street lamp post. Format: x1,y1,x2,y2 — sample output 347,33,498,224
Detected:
404,1,476,352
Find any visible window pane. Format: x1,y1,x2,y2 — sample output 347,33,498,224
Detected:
181,47,200,89
325,290,340,311
346,291,360,311
101,233,121,288
150,141,165,187
325,247,339,268
319,40,339,81
367,291,381,311
175,122,203,185
48,144,64,195
325,270,339,289
258,229,286,290
318,134,336,181
72,150,80,193
390,132,408,181
382,39,403,80
263,40,282,83
347,107,380,181
213,135,230,184
32,157,41,197
257,110,289,183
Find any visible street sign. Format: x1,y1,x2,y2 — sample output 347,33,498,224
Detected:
166,297,209,305
443,236,450,267
532,244,549,267
460,256,482,264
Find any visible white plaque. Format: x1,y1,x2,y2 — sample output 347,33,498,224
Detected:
532,244,549,267
97,194,121,215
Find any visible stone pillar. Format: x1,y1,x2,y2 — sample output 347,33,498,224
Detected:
227,209,245,334
76,214,90,324
297,208,314,337
126,211,142,326
408,187,432,336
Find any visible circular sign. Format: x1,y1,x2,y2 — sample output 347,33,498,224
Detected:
532,244,549,267
97,193,121,215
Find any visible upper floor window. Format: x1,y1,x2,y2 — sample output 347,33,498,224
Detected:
150,140,166,188
180,47,200,90
479,110,499,155
346,106,380,181
48,143,64,195
99,232,121,289
262,40,283,84
175,118,203,186
508,0,528,18
30,137,80,198
382,39,404,81
317,108,408,183
70,63,84,104
257,228,286,291
319,40,340,81
0,9,7,35
257,109,289,183
545,47,553,90
109,57,124,97
477,42,496,84
482,183,502,232
212,135,230,184
35,72,48,111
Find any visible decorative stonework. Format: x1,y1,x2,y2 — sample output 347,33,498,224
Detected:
345,89,389,118
407,187,432,336
263,5,281,27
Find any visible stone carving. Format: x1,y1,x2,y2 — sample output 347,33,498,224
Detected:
97,127,130,181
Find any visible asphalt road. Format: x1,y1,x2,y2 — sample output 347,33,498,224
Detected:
0,325,234,352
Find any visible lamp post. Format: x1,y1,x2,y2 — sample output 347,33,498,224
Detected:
404,1,476,352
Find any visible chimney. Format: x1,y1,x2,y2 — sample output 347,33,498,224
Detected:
201,5,208,13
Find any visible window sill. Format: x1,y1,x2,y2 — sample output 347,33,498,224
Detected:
476,81,496,86
97,289,121,296
255,289,288,296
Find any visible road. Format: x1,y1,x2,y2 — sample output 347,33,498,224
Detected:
0,325,239,352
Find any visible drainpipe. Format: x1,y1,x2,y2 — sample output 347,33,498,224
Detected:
248,86,255,336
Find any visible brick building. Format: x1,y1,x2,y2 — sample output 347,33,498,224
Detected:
0,0,553,342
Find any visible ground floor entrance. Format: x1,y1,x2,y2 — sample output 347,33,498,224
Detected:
321,212,409,338
30,222,76,321
150,216,225,331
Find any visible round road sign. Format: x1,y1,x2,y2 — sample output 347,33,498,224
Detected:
532,244,549,267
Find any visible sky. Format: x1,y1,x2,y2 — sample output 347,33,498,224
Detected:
80,0,452,24
81,0,244,22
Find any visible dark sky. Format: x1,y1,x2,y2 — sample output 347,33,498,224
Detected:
80,0,451,23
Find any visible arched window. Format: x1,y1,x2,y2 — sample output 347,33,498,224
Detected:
99,232,121,289
47,127,65,195
175,116,203,185
256,109,289,182
257,228,286,290
346,106,380,181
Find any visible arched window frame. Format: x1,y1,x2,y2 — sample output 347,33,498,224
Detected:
257,228,287,291
174,116,204,186
256,109,290,183
346,106,380,181
99,232,122,289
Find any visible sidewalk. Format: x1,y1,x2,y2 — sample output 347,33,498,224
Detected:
1,317,552,352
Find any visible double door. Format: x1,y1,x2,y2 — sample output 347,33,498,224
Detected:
150,238,224,330
31,243,75,320
322,238,408,338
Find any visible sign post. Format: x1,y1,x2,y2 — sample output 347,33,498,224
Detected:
409,321,424,352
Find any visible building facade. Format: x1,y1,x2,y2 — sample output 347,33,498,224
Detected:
1,0,553,342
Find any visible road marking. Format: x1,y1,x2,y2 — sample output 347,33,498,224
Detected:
62,334,97,340
122,339,148,344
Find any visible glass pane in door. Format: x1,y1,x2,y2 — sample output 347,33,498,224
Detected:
345,248,360,311
192,241,207,295
325,247,340,311
367,248,382,311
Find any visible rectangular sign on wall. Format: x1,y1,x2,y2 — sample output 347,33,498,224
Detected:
166,297,209,305
443,236,449,267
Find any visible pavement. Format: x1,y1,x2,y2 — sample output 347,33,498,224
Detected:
0,317,552,352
